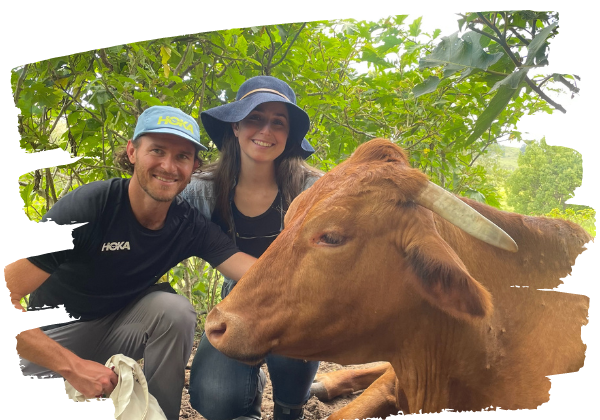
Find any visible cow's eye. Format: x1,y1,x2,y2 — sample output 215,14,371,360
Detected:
315,232,346,247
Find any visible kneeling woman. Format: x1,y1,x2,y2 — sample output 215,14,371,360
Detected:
181,76,321,420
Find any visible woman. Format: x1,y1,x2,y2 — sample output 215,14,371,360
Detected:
181,76,321,420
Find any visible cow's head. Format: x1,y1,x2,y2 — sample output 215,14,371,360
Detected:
206,139,514,364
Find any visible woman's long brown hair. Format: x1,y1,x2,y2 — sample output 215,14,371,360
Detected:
198,124,321,235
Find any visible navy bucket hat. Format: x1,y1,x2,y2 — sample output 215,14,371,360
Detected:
201,76,315,159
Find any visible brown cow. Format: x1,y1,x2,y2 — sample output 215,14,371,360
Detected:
206,138,591,417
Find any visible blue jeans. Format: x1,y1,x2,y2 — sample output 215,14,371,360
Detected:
189,279,319,420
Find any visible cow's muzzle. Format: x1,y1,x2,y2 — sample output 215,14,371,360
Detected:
205,306,268,365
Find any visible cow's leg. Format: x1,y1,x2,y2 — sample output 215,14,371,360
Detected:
326,364,400,420
310,362,390,401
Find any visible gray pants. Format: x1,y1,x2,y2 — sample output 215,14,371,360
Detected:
20,291,197,420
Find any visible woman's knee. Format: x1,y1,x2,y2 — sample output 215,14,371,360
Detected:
189,336,258,420
189,379,246,420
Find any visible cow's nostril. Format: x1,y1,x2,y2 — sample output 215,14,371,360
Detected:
205,306,228,346
207,323,226,342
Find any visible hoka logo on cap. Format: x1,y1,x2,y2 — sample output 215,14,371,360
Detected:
157,115,194,134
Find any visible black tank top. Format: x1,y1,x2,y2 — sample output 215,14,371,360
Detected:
212,192,283,259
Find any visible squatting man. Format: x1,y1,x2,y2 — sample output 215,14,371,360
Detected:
5,106,257,420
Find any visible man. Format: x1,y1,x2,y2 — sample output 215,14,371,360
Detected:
5,106,256,420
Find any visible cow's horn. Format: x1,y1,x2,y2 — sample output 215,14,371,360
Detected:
415,182,518,252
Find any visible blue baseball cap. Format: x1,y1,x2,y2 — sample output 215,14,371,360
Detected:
134,106,207,151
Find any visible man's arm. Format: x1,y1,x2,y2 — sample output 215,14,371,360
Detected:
215,252,257,282
5,259,118,398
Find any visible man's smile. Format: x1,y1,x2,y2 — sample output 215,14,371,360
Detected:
153,174,178,183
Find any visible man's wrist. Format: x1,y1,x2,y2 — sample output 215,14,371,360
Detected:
51,346,80,378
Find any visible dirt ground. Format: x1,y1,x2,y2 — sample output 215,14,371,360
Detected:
179,339,379,420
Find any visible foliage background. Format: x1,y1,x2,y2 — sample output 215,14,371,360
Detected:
10,10,594,326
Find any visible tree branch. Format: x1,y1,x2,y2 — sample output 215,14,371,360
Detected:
204,85,227,104
482,69,511,77
166,60,203,89
476,13,504,40
403,132,438,150
473,14,521,67
13,64,30,105
525,76,567,113
264,26,276,72
215,60,229,78
45,167,57,207
469,130,495,166
78,164,129,173
536,74,554,89
99,79,135,117
509,27,530,46
322,114,372,138
197,63,208,124
47,98,73,139
58,173,74,199
98,49,114,72
554,74,580,94
270,23,307,69
173,41,193,77
57,87,130,141
466,24,502,45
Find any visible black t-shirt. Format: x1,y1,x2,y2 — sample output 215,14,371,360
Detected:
212,192,283,259
27,178,238,321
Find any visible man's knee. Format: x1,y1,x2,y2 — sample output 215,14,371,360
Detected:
144,292,197,336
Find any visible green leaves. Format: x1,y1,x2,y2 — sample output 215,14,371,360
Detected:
20,182,34,209
413,76,441,98
134,91,163,106
525,22,558,67
409,17,422,37
464,188,486,203
417,14,566,148
12,12,572,232
419,31,503,76
362,44,395,69
32,82,64,109
160,46,172,77
506,139,584,216
465,68,528,146
11,12,578,318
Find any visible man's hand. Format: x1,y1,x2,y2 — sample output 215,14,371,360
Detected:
63,359,119,398
8,259,118,398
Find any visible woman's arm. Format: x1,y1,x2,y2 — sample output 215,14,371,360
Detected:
215,252,257,282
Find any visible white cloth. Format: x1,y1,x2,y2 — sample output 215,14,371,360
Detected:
65,354,167,420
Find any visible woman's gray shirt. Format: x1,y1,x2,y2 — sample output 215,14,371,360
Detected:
180,174,320,220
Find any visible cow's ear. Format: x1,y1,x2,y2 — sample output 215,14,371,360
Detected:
404,235,493,321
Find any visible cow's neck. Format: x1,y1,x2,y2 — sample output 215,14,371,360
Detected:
390,308,492,413
392,355,449,413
